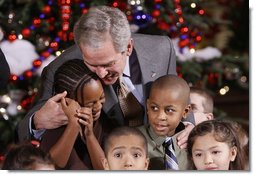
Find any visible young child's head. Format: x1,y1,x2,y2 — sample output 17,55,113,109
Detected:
103,126,149,170
187,119,245,170
147,75,191,137
2,143,55,170
190,87,214,125
54,59,105,121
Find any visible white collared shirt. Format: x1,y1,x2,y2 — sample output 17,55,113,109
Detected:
122,57,144,107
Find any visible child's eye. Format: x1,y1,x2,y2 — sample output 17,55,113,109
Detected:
194,153,202,157
212,150,221,155
165,107,174,113
114,153,122,158
151,105,158,111
133,153,142,158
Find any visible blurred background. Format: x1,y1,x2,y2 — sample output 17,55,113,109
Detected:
0,0,249,158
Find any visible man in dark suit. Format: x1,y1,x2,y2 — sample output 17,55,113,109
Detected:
17,6,194,145
0,48,10,91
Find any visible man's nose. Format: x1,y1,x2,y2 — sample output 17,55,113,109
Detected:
95,66,108,78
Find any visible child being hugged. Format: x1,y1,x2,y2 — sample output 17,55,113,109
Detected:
187,119,245,170
40,59,115,170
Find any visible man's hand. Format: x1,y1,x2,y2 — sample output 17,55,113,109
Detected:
33,91,68,130
176,123,195,149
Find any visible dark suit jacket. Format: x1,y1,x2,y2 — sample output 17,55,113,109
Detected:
0,48,10,91
17,33,193,141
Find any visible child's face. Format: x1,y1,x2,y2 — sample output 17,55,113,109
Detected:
147,88,189,137
103,135,149,170
77,79,105,121
191,133,237,170
190,92,213,125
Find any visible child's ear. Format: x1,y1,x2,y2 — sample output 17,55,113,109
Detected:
144,158,150,170
230,146,237,161
146,99,150,110
206,113,214,120
182,104,191,119
101,158,109,170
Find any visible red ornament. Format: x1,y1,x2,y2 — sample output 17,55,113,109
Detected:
178,16,184,23
157,20,169,31
33,18,41,28
208,73,219,86
50,41,59,50
8,34,17,42
62,21,70,31
68,32,74,41
198,9,205,15
112,1,119,7
175,8,182,15
152,10,160,18
23,70,33,79
33,59,42,68
180,27,188,33
9,74,18,82
178,39,189,48
82,8,88,14
43,5,51,14
0,155,5,163
195,35,202,42
41,51,50,58
21,28,31,38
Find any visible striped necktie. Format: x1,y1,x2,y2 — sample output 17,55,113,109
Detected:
116,77,144,127
163,137,179,170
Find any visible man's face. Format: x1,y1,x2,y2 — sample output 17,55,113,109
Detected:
80,40,129,85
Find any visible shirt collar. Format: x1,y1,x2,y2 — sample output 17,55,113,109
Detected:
123,56,130,77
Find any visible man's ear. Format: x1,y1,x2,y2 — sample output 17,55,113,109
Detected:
183,104,191,119
206,113,214,120
126,38,133,56
101,158,109,170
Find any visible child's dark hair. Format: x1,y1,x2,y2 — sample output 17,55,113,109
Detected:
54,59,99,104
187,119,245,170
2,143,54,170
104,126,148,157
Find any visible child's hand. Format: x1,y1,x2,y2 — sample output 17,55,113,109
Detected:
61,97,81,126
176,123,194,149
77,107,94,137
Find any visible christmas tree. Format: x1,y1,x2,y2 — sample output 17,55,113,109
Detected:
0,0,249,157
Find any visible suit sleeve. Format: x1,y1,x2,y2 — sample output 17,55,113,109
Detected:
17,65,55,141
0,48,10,90
165,36,177,76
